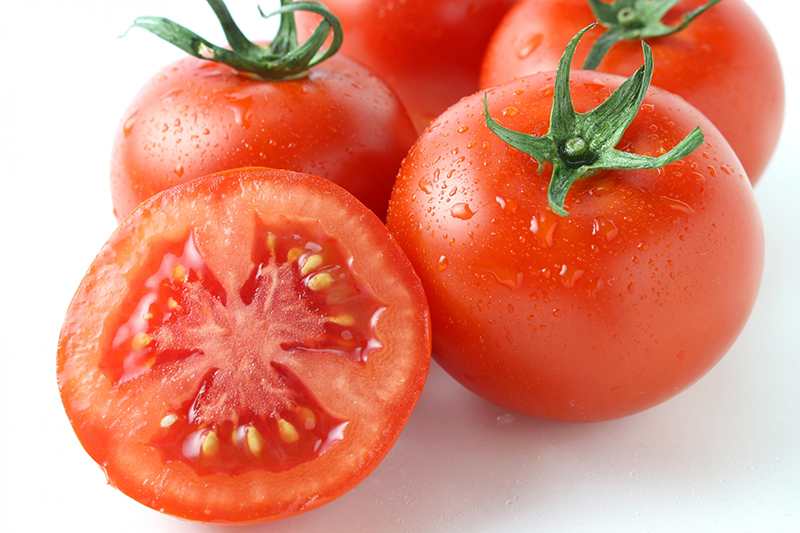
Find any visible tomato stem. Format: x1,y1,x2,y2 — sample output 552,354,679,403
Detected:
483,24,704,216
127,0,342,81
583,0,722,70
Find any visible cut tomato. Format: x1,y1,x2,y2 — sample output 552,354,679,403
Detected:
58,167,431,524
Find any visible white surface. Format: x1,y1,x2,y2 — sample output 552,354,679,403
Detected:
1,1,797,531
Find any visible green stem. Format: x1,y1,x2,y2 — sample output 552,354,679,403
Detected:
584,0,723,70
483,24,704,216
128,0,342,81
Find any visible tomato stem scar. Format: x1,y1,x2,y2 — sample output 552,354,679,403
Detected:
584,0,723,70
483,24,704,216
126,0,344,81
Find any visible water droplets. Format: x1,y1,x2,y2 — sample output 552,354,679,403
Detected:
436,255,449,272
530,210,559,247
451,203,476,220
592,216,619,242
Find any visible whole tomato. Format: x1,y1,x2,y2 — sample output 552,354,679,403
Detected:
110,0,416,221
480,0,784,184
297,0,519,132
388,28,763,422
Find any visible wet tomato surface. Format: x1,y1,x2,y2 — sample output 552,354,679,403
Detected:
480,0,784,184
110,52,416,221
59,168,431,523
387,71,763,422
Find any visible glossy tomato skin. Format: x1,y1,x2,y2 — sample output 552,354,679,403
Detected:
480,0,783,184
59,168,431,523
387,72,763,422
110,52,417,222
297,0,518,132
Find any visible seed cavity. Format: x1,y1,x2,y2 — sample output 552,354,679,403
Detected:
201,430,220,456
160,413,178,428
132,332,152,350
278,419,300,443
287,248,303,262
301,254,324,275
308,272,334,291
246,425,265,455
172,264,186,283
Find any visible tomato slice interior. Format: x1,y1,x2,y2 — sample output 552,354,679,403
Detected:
58,168,430,524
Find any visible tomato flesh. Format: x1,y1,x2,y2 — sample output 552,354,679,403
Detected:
59,168,431,523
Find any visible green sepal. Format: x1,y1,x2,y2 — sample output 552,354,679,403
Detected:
583,0,723,70
128,0,342,81
483,24,704,216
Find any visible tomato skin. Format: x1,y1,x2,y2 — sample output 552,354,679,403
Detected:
59,168,431,523
110,52,417,222
297,0,518,132
480,0,783,184
387,71,763,422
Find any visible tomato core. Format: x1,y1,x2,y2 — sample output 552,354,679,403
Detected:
100,216,385,476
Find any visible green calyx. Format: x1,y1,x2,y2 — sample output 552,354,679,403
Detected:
483,24,704,216
584,0,722,69
128,0,342,81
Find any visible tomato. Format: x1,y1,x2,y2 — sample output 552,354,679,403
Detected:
480,0,784,184
387,63,763,422
58,167,431,523
111,2,416,222
297,0,519,132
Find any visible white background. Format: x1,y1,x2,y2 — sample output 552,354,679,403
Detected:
1,1,797,531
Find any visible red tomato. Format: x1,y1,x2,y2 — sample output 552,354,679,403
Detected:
387,71,763,422
297,0,519,132
110,51,416,222
480,0,784,184
59,168,431,523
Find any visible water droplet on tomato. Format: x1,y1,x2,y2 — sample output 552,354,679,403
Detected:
592,216,618,242
418,176,434,194
559,264,584,288
123,112,137,136
502,107,519,117
516,34,543,58
174,164,185,177
457,126,469,133
225,93,253,128
437,255,449,272
660,196,695,214
495,195,518,215
451,203,475,220
530,210,559,247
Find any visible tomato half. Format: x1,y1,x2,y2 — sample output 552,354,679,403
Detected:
297,0,519,132
480,0,784,184
110,51,416,222
59,168,431,523
387,71,763,422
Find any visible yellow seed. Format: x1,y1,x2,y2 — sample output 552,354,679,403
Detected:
287,248,303,262
131,332,152,350
300,254,324,276
167,297,180,310
297,407,317,430
328,313,356,327
201,430,220,456
246,426,265,455
160,413,178,428
308,272,334,291
172,264,186,283
278,419,300,444
266,232,277,252
143,311,154,320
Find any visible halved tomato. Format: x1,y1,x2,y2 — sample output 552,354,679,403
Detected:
57,167,431,524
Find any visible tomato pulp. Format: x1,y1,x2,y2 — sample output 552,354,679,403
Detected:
59,168,431,523
387,71,763,422
480,0,784,184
